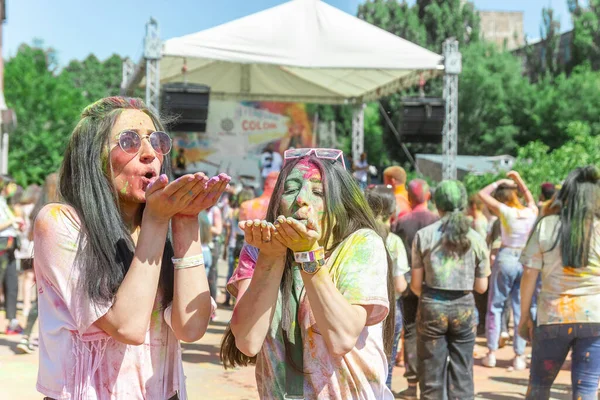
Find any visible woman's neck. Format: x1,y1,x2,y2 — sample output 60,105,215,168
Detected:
120,202,143,234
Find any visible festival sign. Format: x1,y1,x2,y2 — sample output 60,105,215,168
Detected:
172,100,314,184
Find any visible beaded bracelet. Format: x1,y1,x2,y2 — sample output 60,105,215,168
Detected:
172,254,205,270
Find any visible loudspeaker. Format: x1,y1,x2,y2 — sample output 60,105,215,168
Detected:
161,83,210,132
398,98,445,143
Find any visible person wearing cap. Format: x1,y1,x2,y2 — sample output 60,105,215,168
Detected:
411,180,490,400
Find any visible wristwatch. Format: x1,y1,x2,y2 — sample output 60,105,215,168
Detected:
298,258,325,274
294,247,325,274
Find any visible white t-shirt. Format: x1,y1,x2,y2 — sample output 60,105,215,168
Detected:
260,151,283,178
498,203,537,248
353,160,368,183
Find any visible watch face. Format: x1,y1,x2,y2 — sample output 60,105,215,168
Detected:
301,259,325,274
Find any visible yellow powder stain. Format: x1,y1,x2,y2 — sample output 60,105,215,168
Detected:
568,327,573,335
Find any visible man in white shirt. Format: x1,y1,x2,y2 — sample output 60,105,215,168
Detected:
259,143,282,188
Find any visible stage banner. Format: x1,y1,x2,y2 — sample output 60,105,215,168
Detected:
172,101,314,187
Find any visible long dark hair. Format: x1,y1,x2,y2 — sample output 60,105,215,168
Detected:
221,155,395,368
544,165,600,268
59,97,174,308
365,185,397,241
434,180,471,254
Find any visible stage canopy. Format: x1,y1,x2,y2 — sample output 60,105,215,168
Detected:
135,0,444,104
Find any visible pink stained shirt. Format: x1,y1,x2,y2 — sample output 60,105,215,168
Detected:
33,204,208,400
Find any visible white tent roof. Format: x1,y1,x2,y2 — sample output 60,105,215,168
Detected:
152,0,444,104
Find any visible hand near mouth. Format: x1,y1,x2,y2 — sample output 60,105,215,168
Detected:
239,219,287,257
175,173,231,217
273,215,321,253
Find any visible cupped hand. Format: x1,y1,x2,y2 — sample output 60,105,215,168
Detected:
272,215,321,252
143,173,207,223
176,173,231,217
239,219,287,257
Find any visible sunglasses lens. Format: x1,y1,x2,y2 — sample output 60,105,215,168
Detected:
150,131,172,155
119,131,141,154
285,148,311,159
316,149,342,159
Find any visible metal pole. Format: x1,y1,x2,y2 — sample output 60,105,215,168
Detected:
442,38,461,180
1,132,8,175
351,103,365,162
143,18,162,115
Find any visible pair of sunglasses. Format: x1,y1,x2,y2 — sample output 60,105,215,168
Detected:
283,148,346,169
116,130,172,155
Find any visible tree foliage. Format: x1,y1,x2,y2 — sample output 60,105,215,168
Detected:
464,122,600,197
4,44,87,186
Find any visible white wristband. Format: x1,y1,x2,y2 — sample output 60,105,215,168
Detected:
172,254,205,270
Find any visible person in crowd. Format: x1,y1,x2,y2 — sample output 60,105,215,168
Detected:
13,184,41,318
383,166,411,223
411,180,490,400
365,185,409,391
392,178,438,400
467,194,489,240
259,143,283,188
16,174,58,355
222,189,255,307
221,148,395,399
0,176,22,334
239,171,279,222
537,182,556,211
478,171,538,370
33,96,229,399
519,165,600,400
467,194,492,336
352,152,369,191
206,204,223,320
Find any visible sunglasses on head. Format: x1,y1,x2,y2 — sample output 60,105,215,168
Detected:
283,148,346,169
116,130,172,155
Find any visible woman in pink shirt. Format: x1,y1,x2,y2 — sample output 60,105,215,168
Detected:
33,96,229,399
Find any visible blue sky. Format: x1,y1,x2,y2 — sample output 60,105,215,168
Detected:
4,0,573,66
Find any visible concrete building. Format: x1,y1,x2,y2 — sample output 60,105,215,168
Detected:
416,154,515,182
479,10,525,50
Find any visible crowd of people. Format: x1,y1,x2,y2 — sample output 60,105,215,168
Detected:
1,95,599,399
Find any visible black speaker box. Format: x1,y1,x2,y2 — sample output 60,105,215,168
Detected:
398,98,445,143
161,83,210,132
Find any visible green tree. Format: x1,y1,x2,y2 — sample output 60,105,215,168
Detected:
4,44,86,186
458,42,534,155
61,54,124,102
463,121,600,196
568,0,600,70
357,0,427,47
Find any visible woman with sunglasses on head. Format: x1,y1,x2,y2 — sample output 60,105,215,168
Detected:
519,166,600,400
411,180,491,400
220,148,395,399
33,97,229,400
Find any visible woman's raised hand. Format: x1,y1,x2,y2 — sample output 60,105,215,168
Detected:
239,219,287,258
272,215,321,252
176,173,231,217
144,173,207,223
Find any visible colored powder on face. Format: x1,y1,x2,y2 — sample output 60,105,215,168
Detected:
297,158,321,181
120,181,130,195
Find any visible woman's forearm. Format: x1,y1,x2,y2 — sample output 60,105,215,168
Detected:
520,267,540,319
301,268,368,357
170,216,212,343
95,216,169,345
230,254,285,356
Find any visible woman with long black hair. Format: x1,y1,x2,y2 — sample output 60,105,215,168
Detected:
33,96,229,399
411,180,490,400
220,148,395,399
520,165,600,399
